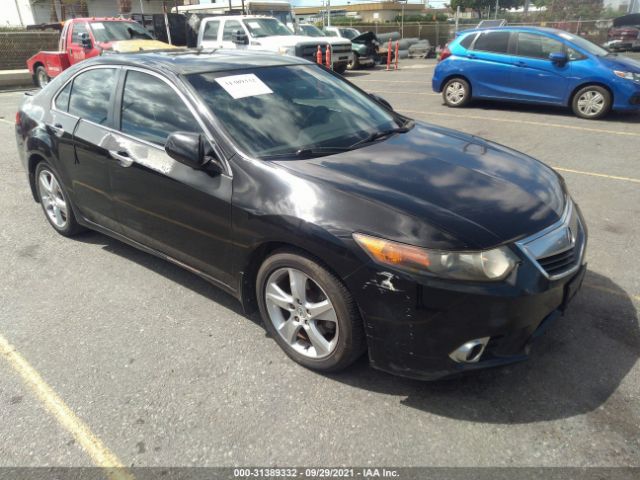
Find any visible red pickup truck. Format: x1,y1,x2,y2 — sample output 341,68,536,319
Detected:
27,17,172,88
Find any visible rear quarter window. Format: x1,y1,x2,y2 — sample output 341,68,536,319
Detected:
459,33,477,49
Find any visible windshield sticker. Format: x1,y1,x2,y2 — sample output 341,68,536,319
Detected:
91,22,105,30
247,21,261,29
215,74,273,99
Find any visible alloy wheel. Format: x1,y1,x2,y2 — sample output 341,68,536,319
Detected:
445,81,466,105
38,169,68,229
576,90,605,117
264,268,339,359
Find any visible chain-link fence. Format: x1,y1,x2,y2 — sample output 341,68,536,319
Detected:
342,20,610,47
0,32,59,70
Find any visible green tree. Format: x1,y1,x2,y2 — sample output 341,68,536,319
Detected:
532,0,604,20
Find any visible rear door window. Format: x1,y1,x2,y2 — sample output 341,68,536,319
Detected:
68,68,117,125
203,20,220,41
473,31,511,54
516,32,564,59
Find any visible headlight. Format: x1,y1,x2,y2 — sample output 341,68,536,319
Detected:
353,233,518,281
613,70,640,82
278,46,296,56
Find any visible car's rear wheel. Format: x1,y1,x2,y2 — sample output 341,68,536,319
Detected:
572,85,611,120
35,66,49,89
443,78,471,107
256,250,365,372
35,162,84,237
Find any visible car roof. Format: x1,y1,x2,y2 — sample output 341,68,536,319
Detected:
83,48,309,75
201,15,274,21
458,26,572,36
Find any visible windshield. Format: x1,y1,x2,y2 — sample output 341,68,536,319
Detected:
339,28,360,39
244,18,292,38
300,25,325,37
558,31,609,56
188,65,400,158
89,21,152,42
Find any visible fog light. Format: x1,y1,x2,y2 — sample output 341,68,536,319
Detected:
449,337,490,363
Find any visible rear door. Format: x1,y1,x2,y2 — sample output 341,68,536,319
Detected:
465,30,518,99
199,19,221,48
510,32,571,104
108,69,233,285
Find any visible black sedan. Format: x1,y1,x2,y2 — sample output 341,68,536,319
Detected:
15,50,587,380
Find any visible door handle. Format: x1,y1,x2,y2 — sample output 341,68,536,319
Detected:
46,123,65,137
109,149,135,167
467,53,476,59
515,61,528,67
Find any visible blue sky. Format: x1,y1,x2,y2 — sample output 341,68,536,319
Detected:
290,1,448,7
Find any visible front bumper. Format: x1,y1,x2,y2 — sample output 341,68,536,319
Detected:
345,201,588,381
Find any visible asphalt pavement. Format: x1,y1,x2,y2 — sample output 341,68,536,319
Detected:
0,58,638,469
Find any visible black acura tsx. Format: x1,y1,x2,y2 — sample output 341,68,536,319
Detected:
15,50,587,380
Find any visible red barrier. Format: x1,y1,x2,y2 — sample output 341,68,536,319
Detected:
386,38,392,71
325,45,331,69
394,40,399,70
316,45,322,64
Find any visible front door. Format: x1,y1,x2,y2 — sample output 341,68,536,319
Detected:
68,22,90,65
510,32,571,104
220,19,245,49
108,69,233,286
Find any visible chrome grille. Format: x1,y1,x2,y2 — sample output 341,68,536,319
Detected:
516,199,586,280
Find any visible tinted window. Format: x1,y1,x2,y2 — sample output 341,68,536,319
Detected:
473,31,510,54
517,32,563,59
90,21,152,42
459,32,476,49
55,81,72,112
223,20,243,41
203,20,220,41
120,71,197,146
71,22,89,44
68,68,116,125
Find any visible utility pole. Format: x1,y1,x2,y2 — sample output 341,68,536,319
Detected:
401,1,405,38
495,0,499,19
327,0,331,27
455,5,460,33
524,0,530,15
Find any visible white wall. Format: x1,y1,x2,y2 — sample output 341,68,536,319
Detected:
1,0,36,28
28,0,169,25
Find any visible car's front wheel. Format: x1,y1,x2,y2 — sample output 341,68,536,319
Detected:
347,54,360,70
442,78,471,107
572,85,611,120
35,162,84,237
256,250,366,372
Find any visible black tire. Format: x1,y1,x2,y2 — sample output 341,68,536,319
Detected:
347,53,360,70
256,249,366,372
35,65,49,89
571,85,612,120
334,63,347,75
35,161,84,237
442,77,472,108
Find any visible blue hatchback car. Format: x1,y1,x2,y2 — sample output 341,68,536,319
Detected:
432,27,640,119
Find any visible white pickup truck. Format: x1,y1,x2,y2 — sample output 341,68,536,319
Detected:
197,16,352,73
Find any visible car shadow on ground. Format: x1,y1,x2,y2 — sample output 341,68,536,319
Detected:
466,99,640,124
75,232,638,424
325,270,639,423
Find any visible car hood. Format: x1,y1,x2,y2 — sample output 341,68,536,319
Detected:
273,122,566,249
597,54,640,72
352,31,377,44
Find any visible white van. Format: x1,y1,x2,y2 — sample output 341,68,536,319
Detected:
197,16,351,73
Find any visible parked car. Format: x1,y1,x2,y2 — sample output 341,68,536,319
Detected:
605,26,640,52
323,27,380,69
433,27,640,119
297,24,354,73
197,16,351,71
15,50,587,380
26,17,173,88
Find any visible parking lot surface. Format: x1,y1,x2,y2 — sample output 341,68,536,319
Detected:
0,57,639,468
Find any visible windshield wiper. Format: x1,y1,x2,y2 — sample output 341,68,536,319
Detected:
260,146,351,160
349,120,415,149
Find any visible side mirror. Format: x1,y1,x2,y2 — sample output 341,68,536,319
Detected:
369,93,393,111
80,32,92,49
549,51,568,65
232,29,248,45
165,132,224,174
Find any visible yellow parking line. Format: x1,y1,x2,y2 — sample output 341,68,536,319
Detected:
399,109,640,138
0,333,133,480
552,166,640,184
